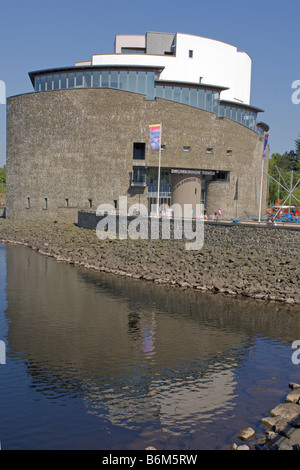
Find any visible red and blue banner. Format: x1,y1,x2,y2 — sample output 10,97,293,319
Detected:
149,124,161,151
263,132,269,157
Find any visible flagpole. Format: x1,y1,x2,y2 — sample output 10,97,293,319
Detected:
258,132,269,223
156,123,162,217
258,157,264,223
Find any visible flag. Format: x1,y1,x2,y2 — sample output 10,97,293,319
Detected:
263,132,269,157
149,124,161,151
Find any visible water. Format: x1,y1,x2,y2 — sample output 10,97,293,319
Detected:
0,242,299,450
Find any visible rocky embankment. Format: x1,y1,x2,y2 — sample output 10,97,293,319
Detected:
0,219,299,306
231,383,300,450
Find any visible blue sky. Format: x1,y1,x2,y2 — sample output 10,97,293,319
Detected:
0,0,299,167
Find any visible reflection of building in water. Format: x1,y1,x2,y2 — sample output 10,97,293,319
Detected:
4,244,297,432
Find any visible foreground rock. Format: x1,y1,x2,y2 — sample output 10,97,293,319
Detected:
232,384,300,450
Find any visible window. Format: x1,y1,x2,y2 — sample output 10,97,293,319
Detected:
182,87,189,104
60,73,67,89
68,72,75,88
137,71,146,94
206,147,213,154
27,197,30,209
189,50,193,58
88,199,93,208
128,71,137,92
102,71,109,87
84,72,92,88
75,71,83,87
65,198,69,207
119,71,128,90
133,143,145,160
114,200,118,209
121,47,146,54
44,198,48,210
92,71,100,88
110,70,118,89
183,146,191,152
213,171,229,182
46,75,53,91
53,74,60,90
227,150,233,156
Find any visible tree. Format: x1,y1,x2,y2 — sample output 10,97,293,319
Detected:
0,165,6,193
267,151,300,206
296,136,300,157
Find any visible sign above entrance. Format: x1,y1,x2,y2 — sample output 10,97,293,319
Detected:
171,169,201,175
171,169,216,176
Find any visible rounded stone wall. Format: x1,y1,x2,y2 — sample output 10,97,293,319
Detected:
6,88,267,222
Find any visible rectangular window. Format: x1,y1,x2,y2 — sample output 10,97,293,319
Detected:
88,199,93,208
146,71,155,100
137,71,146,94
189,50,193,58
34,77,40,92
165,85,173,100
84,72,92,88
219,104,225,118
75,71,83,87
173,86,181,102
92,71,100,87
46,75,53,91
53,74,60,90
198,89,204,109
44,198,48,210
119,71,128,90
68,72,75,88
101,71,109,87
133,142,145,160
27,197,30,209
65,198,69,208
190,88,197,107
128,71,137,92
40,76,46,91
110,70,118,89
60,73,67,89
182,87,189,104
214,171,229,182
205,90,212,112
155,85,164,98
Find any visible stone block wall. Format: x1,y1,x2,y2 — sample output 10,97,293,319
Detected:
6,88,267,221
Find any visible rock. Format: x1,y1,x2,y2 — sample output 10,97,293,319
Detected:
230,443,238,450
269,403,300,421
237,427,255,441
285,389,300,404
261,416,281,429
289,383,300,390
290,416,300,428
145,447,156,450
237,445,250,450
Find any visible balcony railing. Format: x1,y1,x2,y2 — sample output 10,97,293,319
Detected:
147,184,171,198
130,173,147,187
